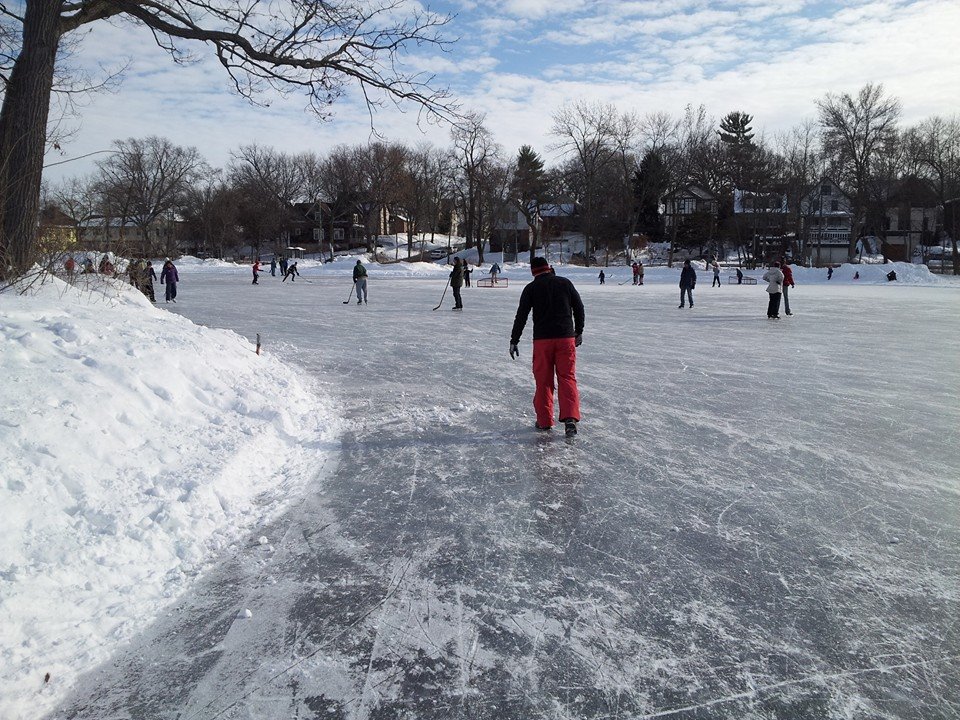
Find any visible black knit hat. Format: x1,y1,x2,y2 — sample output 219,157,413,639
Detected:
531,256,548,269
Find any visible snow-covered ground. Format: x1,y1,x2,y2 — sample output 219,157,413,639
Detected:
0,276,339,718
3,262,959,719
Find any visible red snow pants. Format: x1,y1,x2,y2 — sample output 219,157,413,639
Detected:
532,337,580,428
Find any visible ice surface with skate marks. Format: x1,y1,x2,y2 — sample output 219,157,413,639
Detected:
47,269,960,719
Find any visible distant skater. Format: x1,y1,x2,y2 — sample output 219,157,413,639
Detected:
490,262,501,285
637,260,644,285
827,266,834,280
279,256,288,276
510,257,584,436
143,261,157,302
632,262,640,285
450,257,464,310
252,259,261,284
463,262,472,287
598,270,605,285
283,261,299,282
763,261,784,318
780,260,795,315
353,259,368,303
679,259,696,308
270,258,277,276
160,259,179,303
712,261,721,287
736,268,743,284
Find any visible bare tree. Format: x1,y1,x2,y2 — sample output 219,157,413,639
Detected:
550,100,619,265
817,83,902,260
96,136,207,255
355,141,408,253
50,174,100,246
398,142,448,257
907,115,960,272
228,144,304,256
775,120,823,262
451,112,500,254
0,0,456,278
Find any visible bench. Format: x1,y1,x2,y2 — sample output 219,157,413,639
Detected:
477,277,509,288
728,275,757,284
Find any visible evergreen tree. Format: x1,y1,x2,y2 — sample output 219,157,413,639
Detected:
510,145,549,263
632,149,669,241
718,111,755,145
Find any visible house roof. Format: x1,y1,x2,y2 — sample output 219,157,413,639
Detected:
663,185,717,201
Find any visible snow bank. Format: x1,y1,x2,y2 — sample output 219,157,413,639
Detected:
0,275,340,718
157,254,958,287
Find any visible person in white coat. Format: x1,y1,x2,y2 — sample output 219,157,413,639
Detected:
762,262,784,319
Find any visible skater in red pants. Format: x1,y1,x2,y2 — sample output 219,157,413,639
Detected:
509,256,585,436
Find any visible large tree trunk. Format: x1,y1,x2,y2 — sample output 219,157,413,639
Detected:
0,0,61,278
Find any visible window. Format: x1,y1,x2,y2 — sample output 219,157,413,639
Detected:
333,228,344,241
313,227,321,241
831,200,839,212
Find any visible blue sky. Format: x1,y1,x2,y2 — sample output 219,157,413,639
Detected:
44,0,960,182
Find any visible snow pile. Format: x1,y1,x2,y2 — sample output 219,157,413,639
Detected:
134,254,958,288
0,275,339,718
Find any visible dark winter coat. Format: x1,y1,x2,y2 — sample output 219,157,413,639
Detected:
353,263,367,281
510,272,585,344
450,263,464,288
679,266,696,289
160,264,179,284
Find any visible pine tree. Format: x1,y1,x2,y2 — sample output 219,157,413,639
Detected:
511,145,549,263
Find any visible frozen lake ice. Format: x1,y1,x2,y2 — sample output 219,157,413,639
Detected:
54,271,960,719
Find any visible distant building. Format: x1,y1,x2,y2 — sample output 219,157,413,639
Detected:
38,206,78,253
881,176,940,262
800,177,853,266
732,186,792,258
662,185,718,231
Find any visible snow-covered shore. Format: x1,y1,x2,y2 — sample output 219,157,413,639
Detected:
0,275,340,718
178,254,957,287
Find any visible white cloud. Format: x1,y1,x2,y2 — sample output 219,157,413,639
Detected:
42,0,960,184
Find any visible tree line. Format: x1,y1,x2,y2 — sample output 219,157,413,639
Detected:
44,85,960,269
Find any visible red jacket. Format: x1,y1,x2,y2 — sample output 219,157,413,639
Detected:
253,261,261,273
781,264,794,287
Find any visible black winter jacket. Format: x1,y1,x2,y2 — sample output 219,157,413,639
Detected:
450,264,464,288
510,273,584,344
680,266,697,289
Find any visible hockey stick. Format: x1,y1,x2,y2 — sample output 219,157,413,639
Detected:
342,282,355,304
432,277,451,311
618,279,630,285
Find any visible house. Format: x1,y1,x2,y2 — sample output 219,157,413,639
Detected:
881,176,940,262
38,206,78,253
489,208,532,255
732,186,792,257
79,215,186,257
489,202,579,256
540,203,579,240
799,177,854,266
287,201,365,252
662,185,718,231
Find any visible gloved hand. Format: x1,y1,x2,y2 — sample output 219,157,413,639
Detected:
509,343,519,359
575,334,583,347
